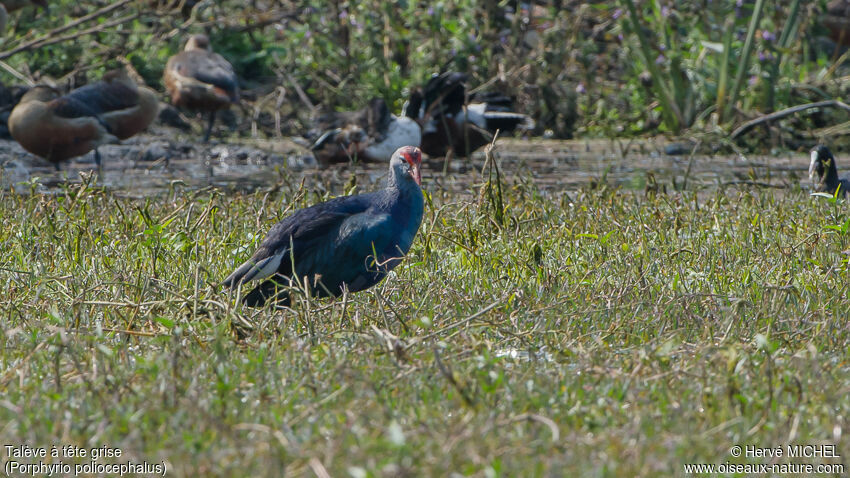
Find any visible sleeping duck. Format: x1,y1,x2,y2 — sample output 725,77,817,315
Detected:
308,97,420,164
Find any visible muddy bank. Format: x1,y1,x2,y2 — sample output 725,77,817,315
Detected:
0,127,815,198
0,123,311,196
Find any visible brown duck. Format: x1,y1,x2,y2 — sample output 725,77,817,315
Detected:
163,34,239,142
9,69,159,169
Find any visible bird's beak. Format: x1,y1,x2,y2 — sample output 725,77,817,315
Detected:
810,150,818,181
410,163,421,186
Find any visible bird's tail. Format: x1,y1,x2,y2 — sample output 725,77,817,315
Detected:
242,279,292,308
471,91,535,132
221,261,254,288
470,91,513,109
482,111,535,133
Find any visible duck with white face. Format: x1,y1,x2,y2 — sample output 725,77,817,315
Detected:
810,145,850,197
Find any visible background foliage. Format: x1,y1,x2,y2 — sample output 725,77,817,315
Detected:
3,0,849,144
2,2,850,475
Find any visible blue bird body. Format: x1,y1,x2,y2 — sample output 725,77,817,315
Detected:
224,146,424,307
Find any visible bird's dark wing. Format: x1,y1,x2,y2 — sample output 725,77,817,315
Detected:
246,201,399,305
179,52,239,100
50,96,101,119
470,91,515,111
51,81,139,119
422,71,468,118
402,88,424,120
222,193,378,287
365,97,392,137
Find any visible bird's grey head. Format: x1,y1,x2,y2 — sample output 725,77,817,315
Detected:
390,146,422,186
810,145,836,182
185,34,211,52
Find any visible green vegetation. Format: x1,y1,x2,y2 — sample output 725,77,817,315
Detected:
1,155,848,475
3,0,848,141
2,1,850,475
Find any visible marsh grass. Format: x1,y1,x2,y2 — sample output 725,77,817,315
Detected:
0,168,849,476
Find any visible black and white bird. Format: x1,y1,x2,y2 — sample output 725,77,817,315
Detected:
223,146,425,307
308,97,421,164
810,145,850,197
402,71,534,158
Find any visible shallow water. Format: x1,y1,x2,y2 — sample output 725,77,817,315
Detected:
0,131,814,198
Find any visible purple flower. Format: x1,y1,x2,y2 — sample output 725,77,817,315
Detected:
575,83,586,94
661,6,671,17
748,75,758,86
613,8,623,19
618,33,624,42
304,30,311,39
761,31,775,42
338,10,348,20
427,6,434,16
655,54,665,64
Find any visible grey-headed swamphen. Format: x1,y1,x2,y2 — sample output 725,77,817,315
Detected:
810,145,850,197
222,145,424,307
